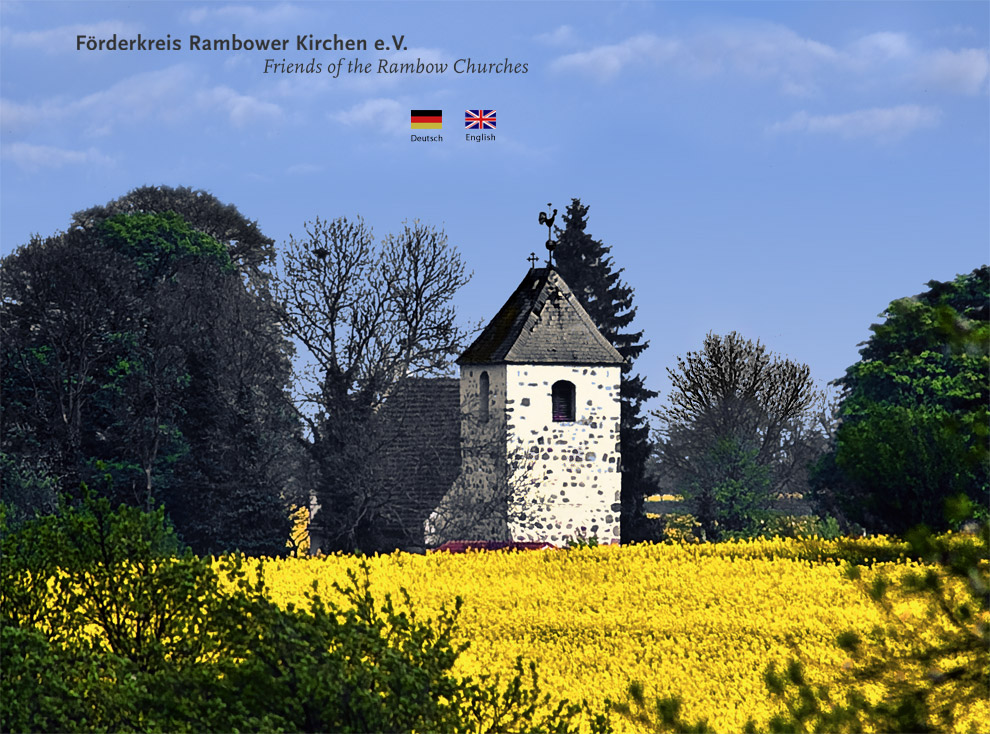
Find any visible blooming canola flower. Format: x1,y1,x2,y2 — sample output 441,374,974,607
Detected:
236,538,984,733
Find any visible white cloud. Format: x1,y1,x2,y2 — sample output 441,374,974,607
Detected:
331,98,404,133
551,34,679,81
1,65,284,134
848,32,912,64
195,85,283,127
768,105,941,141
0,67,195,134
685,25,838,79
550,22,987,100
535,25,577,47
286,163,323,175
79,66,201,132
0,98,48,130
551,25,838,86
780,80,819,98
184,3,303,27
1,142,113,172
0,20,139,52
933,25,981,40
918,48,989,95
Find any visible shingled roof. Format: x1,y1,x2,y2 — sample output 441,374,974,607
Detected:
457,267,624,365
377,377,461,551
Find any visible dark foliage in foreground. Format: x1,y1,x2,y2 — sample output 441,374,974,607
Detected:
0,495,606,733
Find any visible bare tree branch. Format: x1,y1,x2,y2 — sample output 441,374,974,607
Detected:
274,216,471,552
653,331,827,503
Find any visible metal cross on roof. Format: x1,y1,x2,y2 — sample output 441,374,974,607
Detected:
527,252,538,269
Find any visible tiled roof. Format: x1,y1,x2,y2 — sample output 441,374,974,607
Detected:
377,377,461,550
457,267,625,366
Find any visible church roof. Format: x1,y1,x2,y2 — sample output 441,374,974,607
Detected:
458,267,625,365
378,377,461,551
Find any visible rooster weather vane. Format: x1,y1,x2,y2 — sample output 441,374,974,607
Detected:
538,203,557,267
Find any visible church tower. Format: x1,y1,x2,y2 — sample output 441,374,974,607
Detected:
426,263,624,547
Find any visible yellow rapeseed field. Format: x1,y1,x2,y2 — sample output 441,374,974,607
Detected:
244,539,987,733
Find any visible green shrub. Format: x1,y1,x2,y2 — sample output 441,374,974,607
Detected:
683,436,773,541
757,514,842,541
1,495,605,733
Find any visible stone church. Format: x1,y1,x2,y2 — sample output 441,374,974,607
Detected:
415,262,625,548
310,261,625,553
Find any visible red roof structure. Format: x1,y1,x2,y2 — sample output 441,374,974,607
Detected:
430,540,555,553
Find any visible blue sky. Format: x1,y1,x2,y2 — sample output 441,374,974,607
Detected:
2,1,988,418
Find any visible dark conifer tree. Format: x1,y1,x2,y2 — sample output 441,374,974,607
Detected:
553,198,658,541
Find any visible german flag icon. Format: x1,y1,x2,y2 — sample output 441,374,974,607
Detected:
411,109,442,129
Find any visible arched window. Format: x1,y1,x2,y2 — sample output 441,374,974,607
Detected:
551,380,575,422
479,371,490,423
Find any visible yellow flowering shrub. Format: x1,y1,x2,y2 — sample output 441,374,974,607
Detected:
239,538,989,733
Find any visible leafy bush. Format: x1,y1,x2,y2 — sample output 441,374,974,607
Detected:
832,405,980,533
0,495,602,733
759,514,842,541
566,533,601,549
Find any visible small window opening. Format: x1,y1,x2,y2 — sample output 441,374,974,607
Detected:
479,371,490,423
551,380,575,422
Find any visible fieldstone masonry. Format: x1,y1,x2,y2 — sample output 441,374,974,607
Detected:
505,364,621,544
426,267,624,547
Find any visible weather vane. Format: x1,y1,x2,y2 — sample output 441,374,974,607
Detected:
538,203,557,266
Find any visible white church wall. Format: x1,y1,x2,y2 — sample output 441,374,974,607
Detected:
426,363,622,547
505,365,621,545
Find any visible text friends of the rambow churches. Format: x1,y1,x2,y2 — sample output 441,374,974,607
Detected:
262,57,527,76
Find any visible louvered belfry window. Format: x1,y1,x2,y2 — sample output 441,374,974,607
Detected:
551,380,575,422
479,371,490,423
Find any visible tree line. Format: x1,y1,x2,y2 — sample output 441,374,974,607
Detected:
651,266,987,540
2,186,986,554
3,187,985,734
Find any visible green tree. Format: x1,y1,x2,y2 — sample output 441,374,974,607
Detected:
686,436,773,540
74,187,304,554
654,332,825,540
1,194,301,555
72,184,277,292
814,266,989,534
1,228,148,500
553,199,658,542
